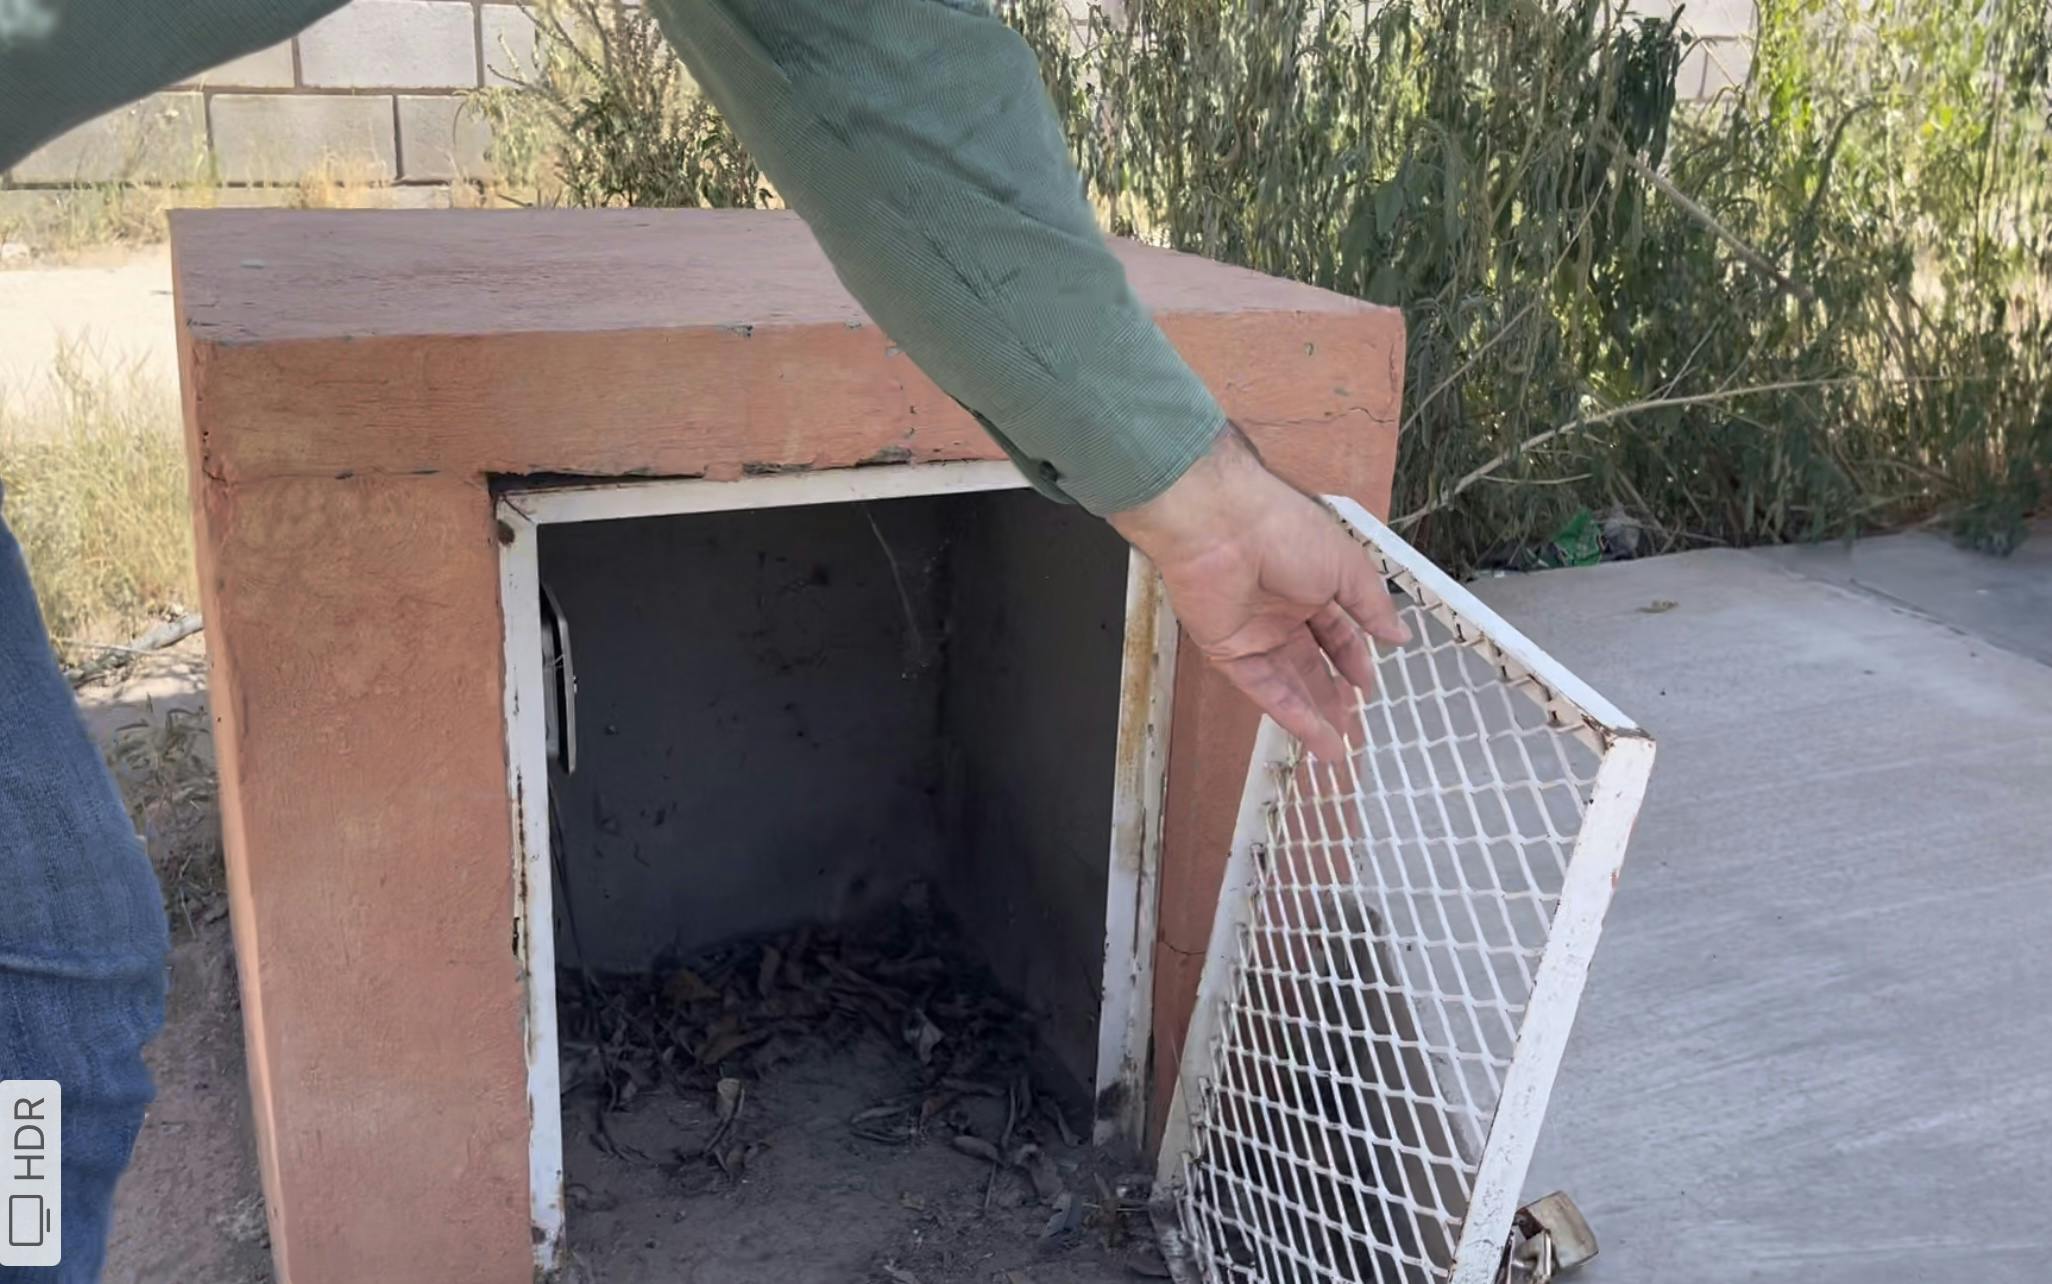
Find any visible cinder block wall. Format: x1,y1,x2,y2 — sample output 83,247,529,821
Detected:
3,0,1755,209
1,0,543,206
1638,0,1757,97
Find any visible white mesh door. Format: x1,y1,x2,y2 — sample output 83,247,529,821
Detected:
1156,499,1654,1284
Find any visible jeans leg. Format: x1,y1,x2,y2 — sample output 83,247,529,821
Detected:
0,490,170,1283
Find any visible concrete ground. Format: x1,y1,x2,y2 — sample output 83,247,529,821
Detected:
1756,526,2052,667
1484,529,2052,1284
72,524,2050,1283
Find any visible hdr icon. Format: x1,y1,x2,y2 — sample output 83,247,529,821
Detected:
1,1080,60,1267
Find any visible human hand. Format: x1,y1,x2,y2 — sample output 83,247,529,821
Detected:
1108,426,1409,762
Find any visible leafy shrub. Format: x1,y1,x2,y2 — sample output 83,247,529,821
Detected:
468,0,773,210
1028,0,2050,562
487,0,2051,563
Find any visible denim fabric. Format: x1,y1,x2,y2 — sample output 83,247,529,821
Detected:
0,489,168,1283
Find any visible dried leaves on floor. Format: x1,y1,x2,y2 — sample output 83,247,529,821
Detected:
559,897,1046,1129
555,894,1167,1278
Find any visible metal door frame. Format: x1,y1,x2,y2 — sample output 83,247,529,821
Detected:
495,460,1178,1274
1157,499,1654,1284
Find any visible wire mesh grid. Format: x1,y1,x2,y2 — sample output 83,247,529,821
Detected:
1163,503,1650,1284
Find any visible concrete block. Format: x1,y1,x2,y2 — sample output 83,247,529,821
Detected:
397,95,492,181
1675,43,1707,97
179,39,296,88
210,94,397,184
298,0,479,88
374,184,454,209
10,92,209,184
1680,38,1753,99
208,187,305,209
480,4,540,88
1756,521,2052,667
207,183,452,210
1682,0,1755,38
1609,0,1753,30
1697,38,1753,95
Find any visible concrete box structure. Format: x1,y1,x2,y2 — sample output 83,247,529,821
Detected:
172,208,1402,1283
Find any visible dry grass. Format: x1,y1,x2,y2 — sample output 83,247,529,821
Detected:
0,184,193,255
1,154,447,260
0,346,194,663
0,107,215,256
0,173,435,260
287,152,410,210
105,704,224,938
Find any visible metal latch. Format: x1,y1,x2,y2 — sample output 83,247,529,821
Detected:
1498,1191,1598,1283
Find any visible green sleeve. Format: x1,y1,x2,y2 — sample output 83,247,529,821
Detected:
3,0,1227,513
644,0,1225,514
0,0,348,171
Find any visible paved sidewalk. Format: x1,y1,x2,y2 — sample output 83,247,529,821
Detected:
1476,537,2052,1284
1758,525,2052,667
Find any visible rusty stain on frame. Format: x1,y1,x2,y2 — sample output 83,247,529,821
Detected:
1095,551,1180,1146
494,500,567,1277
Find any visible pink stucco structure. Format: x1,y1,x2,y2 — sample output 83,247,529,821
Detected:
174,208,1402,1283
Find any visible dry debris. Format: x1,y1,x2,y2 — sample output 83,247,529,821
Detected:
561,895,1077,1185
557,893,1171,1278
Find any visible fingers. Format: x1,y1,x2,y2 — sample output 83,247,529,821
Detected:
1309,600,1378,696
1336,550,1410,646
1216,634,1352,763
1288,629,1352,748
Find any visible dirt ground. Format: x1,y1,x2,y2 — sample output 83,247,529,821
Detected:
106,964,1165,1284
77,658,1170,1284
0,244,178,401
554,901,1173,1284
75,655,272,1284
564,1033,1160,1284
103,916,273,1284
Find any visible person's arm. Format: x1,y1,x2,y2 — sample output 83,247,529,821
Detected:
2,0,1407,756
650,0,1407,756
0,1,348,171
646,0,1221,516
